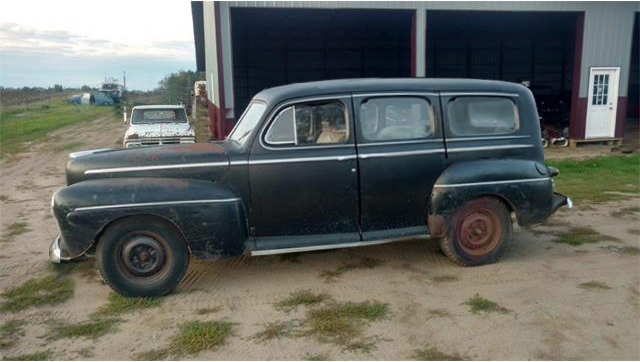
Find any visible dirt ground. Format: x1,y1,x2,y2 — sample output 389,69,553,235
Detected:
0,116,639,360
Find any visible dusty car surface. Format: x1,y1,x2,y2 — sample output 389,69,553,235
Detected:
123,105,195,147
50,78,571,297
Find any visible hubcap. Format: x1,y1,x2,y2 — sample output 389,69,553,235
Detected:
122,236,166,276
458,210,501,256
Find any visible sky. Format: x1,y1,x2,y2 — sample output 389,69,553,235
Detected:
0,0,196,90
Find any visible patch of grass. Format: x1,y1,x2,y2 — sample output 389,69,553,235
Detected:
93,292,161,317
546,155,640,204
196,306,222,315
0,97,113,155
464,294,510,314
168,320,234,356
1,319,25,348
0,274,74,312
304,352,330,361
133,348,171,361
300,300,389,351
320,257,383,283
75,347,94,358
621,246,640,255
2,350,53,361
1,221,30,243
275,290,331,312
47,318,120,340
428,309,451,317
578,281,612,290
431,275,459,283
250,321,296,343
611,206,640,218
552,227,619,246
411,346,463,361
54,141,85,153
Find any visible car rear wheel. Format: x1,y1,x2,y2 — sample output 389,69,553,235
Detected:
440,197,512,266
96,216,189,297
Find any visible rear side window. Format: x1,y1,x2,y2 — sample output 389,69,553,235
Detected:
447,97,518,136
359,97,434,141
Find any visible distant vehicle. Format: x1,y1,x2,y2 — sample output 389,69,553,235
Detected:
80,91,114,106
67,94,82,104
123,105,195,147
101,81,124,102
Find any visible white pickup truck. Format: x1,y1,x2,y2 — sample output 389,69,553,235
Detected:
123,105,196,147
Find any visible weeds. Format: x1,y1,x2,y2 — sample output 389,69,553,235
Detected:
578,281,611,290
304,352,330,361
411,346,463,361
621,246,640,255
2,350,53,361
320,257,383,282
133,349,171,361
275,290,330,312
552,227,619,246
1,221,30,243
0,319,25,348
196,306,222,315
0,274,74,311
464,294,510,314
428,309,450,317
47,318,120,340
169,320,234,356
250,321,296,343
93,292,161,317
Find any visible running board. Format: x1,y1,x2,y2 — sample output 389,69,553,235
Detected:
250,235,429,256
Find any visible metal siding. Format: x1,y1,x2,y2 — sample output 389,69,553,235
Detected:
203,1,218,104
580,3,637,97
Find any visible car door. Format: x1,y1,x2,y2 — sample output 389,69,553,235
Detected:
249,95,360,251
353,92,445,241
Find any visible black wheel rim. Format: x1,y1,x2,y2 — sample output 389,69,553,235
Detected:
121,235,166,276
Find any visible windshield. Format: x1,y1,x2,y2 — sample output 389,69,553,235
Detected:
227,102,267,144
131,109,187,124
102,84,118,90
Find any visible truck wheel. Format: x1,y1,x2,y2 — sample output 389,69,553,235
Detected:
440,197,512,266
96,217,189,297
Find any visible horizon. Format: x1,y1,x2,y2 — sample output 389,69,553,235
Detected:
0,0,196,91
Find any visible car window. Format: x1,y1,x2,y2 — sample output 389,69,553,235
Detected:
264,101,348,146
359,97,434,141
228,101,267,144
447,97,518,136
132,109,187,124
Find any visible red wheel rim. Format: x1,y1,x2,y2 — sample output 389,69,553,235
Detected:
457,209,502,256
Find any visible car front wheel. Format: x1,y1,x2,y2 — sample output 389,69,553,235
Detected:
96,216,189,297
440,197,512,266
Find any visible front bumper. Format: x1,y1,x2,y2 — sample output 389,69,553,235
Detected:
551,192,573,214
49,235,61,263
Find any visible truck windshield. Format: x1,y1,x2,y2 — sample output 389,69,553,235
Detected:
131,109,187,124
227,102,267,144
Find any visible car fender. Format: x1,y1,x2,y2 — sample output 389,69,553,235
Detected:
52,177,248,261
428,159,554,237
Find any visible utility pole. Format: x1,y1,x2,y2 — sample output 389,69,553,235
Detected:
123,70,126,90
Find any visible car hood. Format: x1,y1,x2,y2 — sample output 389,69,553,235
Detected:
125,123,194,138
65,143,228,186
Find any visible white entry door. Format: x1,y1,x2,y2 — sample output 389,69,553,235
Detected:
585,67,619,138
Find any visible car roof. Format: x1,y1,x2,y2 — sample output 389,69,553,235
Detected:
132,105,185,110
253,78,529,104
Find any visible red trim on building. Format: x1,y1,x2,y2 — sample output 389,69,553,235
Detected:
410,11,416,77
615,96,628,138
569,12,585,140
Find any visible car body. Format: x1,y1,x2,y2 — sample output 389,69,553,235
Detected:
50,78,571,297
123,105,196,147
101,82,124,102
67,94,82,104
79,91,114,106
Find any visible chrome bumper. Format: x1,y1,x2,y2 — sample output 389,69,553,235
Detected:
551,193,573,214
49,235,61,263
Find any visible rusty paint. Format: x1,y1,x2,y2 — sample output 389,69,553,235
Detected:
428,214,446,238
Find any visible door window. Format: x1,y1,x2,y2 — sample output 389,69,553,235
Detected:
264,101,348,146
592,74,610,105
447,97,518,136
359,97,434,141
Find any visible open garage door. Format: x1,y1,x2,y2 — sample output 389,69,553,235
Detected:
231,8,412,117
426,11,580,136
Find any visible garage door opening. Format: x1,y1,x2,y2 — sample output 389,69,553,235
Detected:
231,8,413,116
426,10,580,135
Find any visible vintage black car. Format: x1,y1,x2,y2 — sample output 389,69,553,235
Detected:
50,79,571,296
